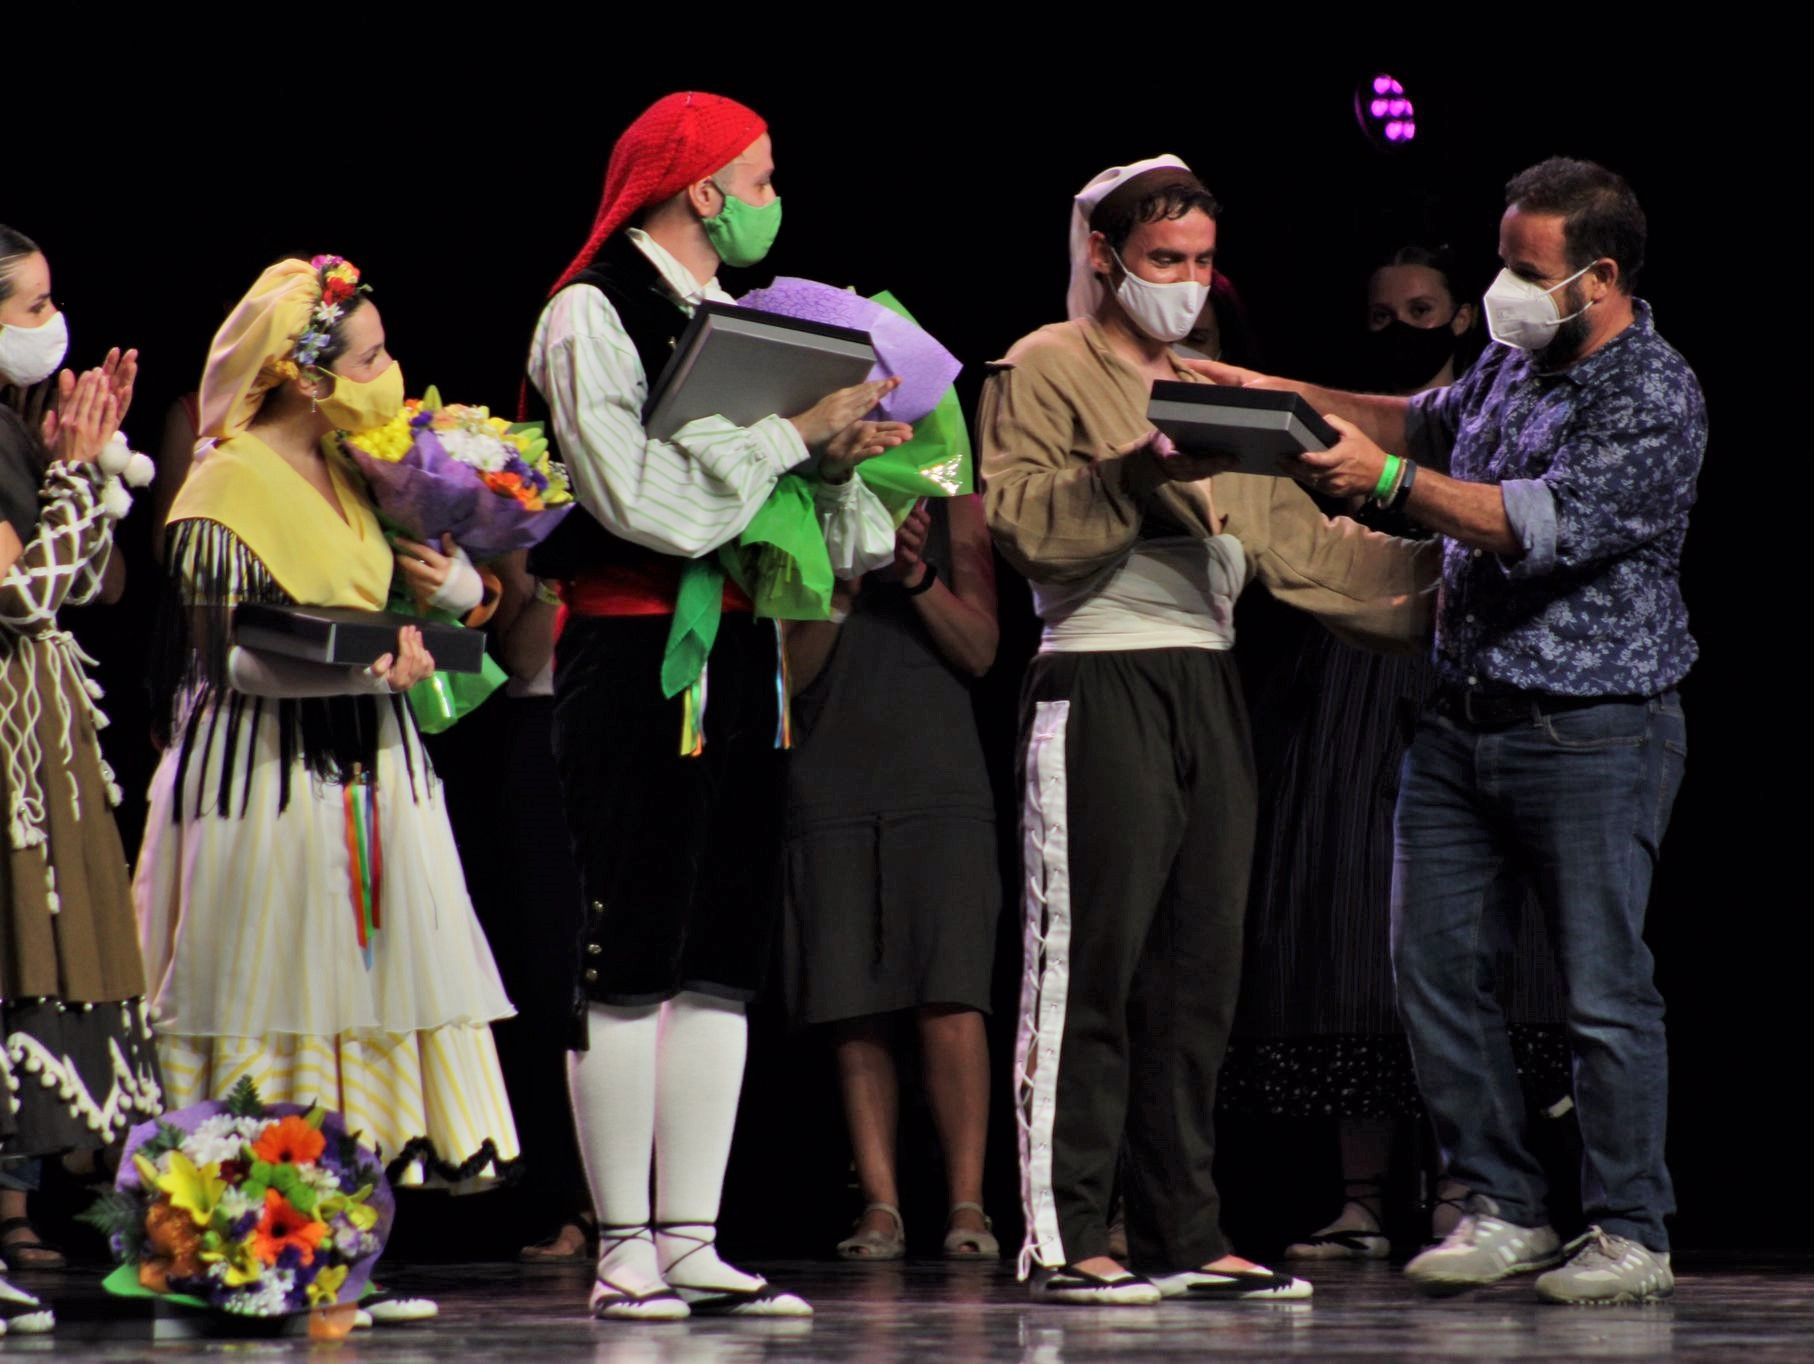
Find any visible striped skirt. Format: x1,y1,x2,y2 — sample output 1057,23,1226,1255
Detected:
134,695,521,1187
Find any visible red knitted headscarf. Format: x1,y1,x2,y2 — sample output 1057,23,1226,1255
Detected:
549,91,768,296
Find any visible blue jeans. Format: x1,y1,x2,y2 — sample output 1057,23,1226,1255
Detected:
1390,692,1686,1251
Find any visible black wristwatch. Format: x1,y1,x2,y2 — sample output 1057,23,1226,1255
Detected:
904,562,939,596
1386,458,1419,514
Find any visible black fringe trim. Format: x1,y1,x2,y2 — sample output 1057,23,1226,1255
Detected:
152,518,431,818
381,1136,525,1188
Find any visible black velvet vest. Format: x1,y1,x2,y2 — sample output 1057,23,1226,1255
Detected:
526,233,693,581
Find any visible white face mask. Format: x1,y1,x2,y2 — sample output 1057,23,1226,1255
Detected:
0,310,69,387
1482,263,1596,351
1111,249,1210,344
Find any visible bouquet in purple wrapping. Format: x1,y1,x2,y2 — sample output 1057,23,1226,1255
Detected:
83,1079,395,1325
336,387,574,560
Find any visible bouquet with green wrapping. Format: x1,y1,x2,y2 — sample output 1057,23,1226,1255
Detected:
715,283,972,627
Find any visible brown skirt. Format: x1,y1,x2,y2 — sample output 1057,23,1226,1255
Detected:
0,641,162,1154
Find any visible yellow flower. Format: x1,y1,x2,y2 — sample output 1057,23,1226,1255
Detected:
318,1183,380,1233
199,1235,264,1287
137,1151,225,1227
308,1264,349,1307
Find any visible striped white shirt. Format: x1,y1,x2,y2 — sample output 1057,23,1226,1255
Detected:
527,229,895,576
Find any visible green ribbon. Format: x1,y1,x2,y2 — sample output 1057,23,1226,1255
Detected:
656,289,973,699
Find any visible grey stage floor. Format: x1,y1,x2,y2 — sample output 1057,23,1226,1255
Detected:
19,1255,1812,1360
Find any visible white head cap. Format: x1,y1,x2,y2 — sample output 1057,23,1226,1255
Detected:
1065,153,1193,322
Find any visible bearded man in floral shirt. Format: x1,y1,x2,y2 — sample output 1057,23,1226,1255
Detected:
1201,156,1704,1306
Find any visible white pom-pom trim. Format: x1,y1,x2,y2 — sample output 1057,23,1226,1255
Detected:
98,432,132,477
123,451,156,488
100,477,133,521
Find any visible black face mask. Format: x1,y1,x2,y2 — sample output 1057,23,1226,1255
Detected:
1359,317,1458,394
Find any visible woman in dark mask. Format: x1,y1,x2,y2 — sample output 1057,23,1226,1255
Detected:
1221,240,1567,1265
1358,243,1476,396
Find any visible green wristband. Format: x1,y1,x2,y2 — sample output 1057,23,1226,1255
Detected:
1372,454,1402,502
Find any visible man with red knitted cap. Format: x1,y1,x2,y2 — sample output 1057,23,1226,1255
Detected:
527,91,904,1321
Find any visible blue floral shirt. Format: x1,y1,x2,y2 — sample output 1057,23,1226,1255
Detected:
1405,300,1705,697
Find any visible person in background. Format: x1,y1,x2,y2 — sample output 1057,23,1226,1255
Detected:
1,224,160,1330
1222,241,1570,1263
781,495,1000,1261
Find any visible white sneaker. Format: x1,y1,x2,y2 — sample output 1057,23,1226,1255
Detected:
1534,1227,1674,1305
1404,1201,1562,1295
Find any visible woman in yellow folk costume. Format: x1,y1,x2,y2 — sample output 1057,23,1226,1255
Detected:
133,257,521,1195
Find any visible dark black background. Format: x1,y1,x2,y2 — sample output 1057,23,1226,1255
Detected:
16,54,1791,1255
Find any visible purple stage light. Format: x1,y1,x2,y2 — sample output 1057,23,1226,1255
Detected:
1356,73,1419,150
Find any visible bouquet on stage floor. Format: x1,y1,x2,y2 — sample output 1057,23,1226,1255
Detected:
337,390,576,730
83,1080,394,1332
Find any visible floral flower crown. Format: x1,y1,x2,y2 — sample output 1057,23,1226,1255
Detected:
292,255,370,369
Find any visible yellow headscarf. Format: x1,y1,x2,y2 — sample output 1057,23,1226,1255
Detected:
198,258,318,442
170,259,392,610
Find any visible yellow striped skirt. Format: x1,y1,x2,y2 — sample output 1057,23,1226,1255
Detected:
157,1025,521,1190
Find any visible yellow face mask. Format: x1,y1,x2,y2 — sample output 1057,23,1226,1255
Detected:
317,359,404,433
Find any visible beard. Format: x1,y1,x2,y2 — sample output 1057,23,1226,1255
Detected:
1534,279,1596,370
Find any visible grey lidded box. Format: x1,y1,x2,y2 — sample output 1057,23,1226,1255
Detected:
233,604,488,674
645,303,878,441
1147,381,1341,476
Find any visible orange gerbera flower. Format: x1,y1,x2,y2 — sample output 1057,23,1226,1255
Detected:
251,1188,327,1267
252,1115,327,1166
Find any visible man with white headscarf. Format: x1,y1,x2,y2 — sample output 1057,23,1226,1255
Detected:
980,158,1437,1306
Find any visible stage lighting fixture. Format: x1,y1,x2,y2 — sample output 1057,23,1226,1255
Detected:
1356,74,1417,149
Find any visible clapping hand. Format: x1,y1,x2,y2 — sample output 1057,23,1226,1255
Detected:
99,347,139,422
39,367,121,465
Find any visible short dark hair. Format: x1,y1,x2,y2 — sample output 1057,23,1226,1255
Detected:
1090,168,1220,255
0,224,41,306
1504,157,1646,291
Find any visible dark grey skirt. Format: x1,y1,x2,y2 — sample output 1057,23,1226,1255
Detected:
782,805,998,1028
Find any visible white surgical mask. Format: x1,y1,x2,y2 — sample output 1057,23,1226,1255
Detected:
0,310,69,387
1111,249,1210,344
1482,263,1597,351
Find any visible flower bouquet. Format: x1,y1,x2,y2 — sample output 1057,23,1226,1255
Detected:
337,388,574,561
682,283,971,648
735,279,973,517
337,389,571,730
83,1079,394,1337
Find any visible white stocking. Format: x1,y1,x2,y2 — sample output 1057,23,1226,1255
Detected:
569,1002,663,1293
652,991,760,1290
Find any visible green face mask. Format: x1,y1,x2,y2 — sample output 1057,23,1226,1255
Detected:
701,186,782,268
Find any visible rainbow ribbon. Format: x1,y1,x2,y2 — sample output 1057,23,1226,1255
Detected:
342,765,383,969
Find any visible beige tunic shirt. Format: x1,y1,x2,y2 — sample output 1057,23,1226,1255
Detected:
979,319,1437,652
